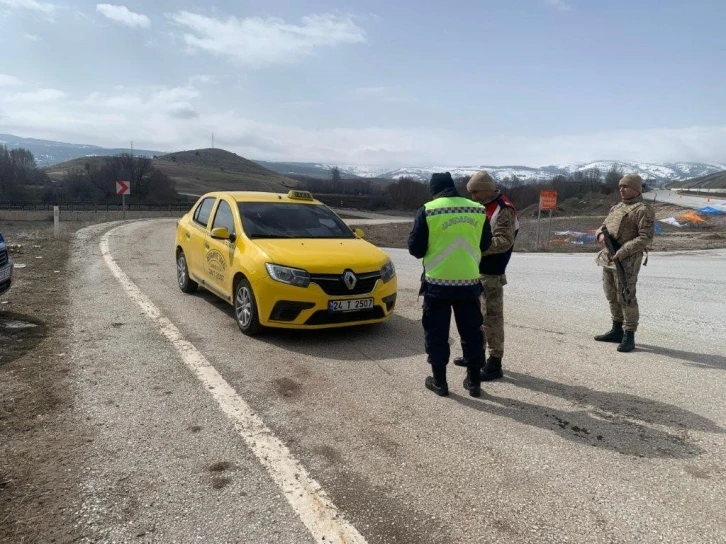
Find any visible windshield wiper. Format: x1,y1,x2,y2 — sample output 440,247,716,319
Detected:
251,234,295,239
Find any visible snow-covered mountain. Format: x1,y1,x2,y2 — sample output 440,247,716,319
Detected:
374,161,726,183
2,133,723,183
312,163,392,178
259,159,726,183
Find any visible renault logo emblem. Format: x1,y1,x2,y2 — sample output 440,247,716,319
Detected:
343,270,357,290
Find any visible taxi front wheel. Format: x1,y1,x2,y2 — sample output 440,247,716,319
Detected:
176,250,198,293
234,278,262,335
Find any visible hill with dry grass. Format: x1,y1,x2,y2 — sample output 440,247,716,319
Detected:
45,148,299,195
667,170,726,189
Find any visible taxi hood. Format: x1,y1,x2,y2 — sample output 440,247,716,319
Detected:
252,238,389,274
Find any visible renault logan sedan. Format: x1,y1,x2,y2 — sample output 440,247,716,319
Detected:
175,190,397,335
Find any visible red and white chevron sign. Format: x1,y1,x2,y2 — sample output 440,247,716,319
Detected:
116,180,130,195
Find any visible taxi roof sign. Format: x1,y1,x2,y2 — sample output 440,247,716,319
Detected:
288,189,314,201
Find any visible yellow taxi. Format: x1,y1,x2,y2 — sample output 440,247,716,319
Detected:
174,189,397,335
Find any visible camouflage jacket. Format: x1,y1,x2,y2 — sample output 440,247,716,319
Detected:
481,204,517,257
595,195,655,267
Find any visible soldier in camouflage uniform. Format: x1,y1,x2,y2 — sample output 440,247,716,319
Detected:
454,171,519,380
594,173,655,352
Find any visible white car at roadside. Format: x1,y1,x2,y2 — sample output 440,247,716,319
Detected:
0,232,14,296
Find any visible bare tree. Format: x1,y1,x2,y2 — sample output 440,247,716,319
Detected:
604,165,623,193
331,166,342,193
387,176,429,210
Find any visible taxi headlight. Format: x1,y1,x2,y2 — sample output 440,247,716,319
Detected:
265,263,311,288
380,260,395,283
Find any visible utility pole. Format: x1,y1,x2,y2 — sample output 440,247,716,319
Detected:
212,133,214,149
128,140,133,219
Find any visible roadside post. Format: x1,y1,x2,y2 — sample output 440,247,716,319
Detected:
536,190,558,248
116,180,130,219
54,206,60,239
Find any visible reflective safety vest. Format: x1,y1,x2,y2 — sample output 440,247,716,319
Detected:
423,196,487,286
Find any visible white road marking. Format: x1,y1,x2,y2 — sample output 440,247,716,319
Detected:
100,226,367,544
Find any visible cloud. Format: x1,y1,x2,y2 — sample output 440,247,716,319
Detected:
522,125,726,166
168,11,366,65
1,84,725,167
188,74,216,85
6,88,65,102
345,86,411,104
0,0,55,16
0,74,23,86
96,4,150,28
542,0,571,11
168,104,199,119
24,33,39,40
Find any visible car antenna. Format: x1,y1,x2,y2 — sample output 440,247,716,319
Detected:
252,179,295,200
277,181,298,199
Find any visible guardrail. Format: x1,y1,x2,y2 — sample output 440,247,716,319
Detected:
0,201,192,212
670,188,726,194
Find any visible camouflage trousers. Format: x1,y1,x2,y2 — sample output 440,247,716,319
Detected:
602,254,642,332
480,274,507,358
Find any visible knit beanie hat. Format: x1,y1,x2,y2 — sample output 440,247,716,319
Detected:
467,171,496,192
619,173,643,193
429,172,455,196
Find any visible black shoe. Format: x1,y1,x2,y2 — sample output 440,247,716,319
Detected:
481,356,503,381
425,365,449,396
594,320,624,343
617,331,635,353
453,356,468,367
454,351,485,368
463,358,482,397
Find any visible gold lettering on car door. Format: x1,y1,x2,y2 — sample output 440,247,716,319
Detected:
205,249,227,282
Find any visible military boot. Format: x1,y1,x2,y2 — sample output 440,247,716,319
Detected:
453,350,485,368
425,365,449,396
594,320,624,343
481,356,503,381
462,358,482,398
617,331,635,353
452,356,468,367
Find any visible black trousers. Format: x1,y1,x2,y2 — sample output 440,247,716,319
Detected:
422,295,484,366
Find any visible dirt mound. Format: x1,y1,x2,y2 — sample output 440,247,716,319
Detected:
519,192,619,218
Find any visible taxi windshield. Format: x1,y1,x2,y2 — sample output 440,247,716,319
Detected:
238,202,355,239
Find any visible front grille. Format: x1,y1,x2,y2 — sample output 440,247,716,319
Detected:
0,248,7,267
305,306,385,325
310,271,381,296
268,301,315,322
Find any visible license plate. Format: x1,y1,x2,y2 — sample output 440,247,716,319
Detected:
328,298,374,312
0,266,10,282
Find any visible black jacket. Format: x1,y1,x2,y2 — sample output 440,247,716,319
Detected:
407,189,492,298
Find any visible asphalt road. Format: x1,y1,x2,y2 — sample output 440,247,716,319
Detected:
648,190,726,211
67,219,726,543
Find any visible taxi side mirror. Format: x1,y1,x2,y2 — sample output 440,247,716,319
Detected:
211,227,232,240
354,228,365,239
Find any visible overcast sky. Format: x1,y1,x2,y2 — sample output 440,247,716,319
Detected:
1,0,724,167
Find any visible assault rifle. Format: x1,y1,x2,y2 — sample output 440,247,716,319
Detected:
601,226,633,306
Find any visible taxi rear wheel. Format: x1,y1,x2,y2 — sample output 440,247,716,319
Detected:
234,278,262,335
176,250,198,293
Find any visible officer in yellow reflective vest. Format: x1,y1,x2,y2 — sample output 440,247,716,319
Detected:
408,172,492,397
